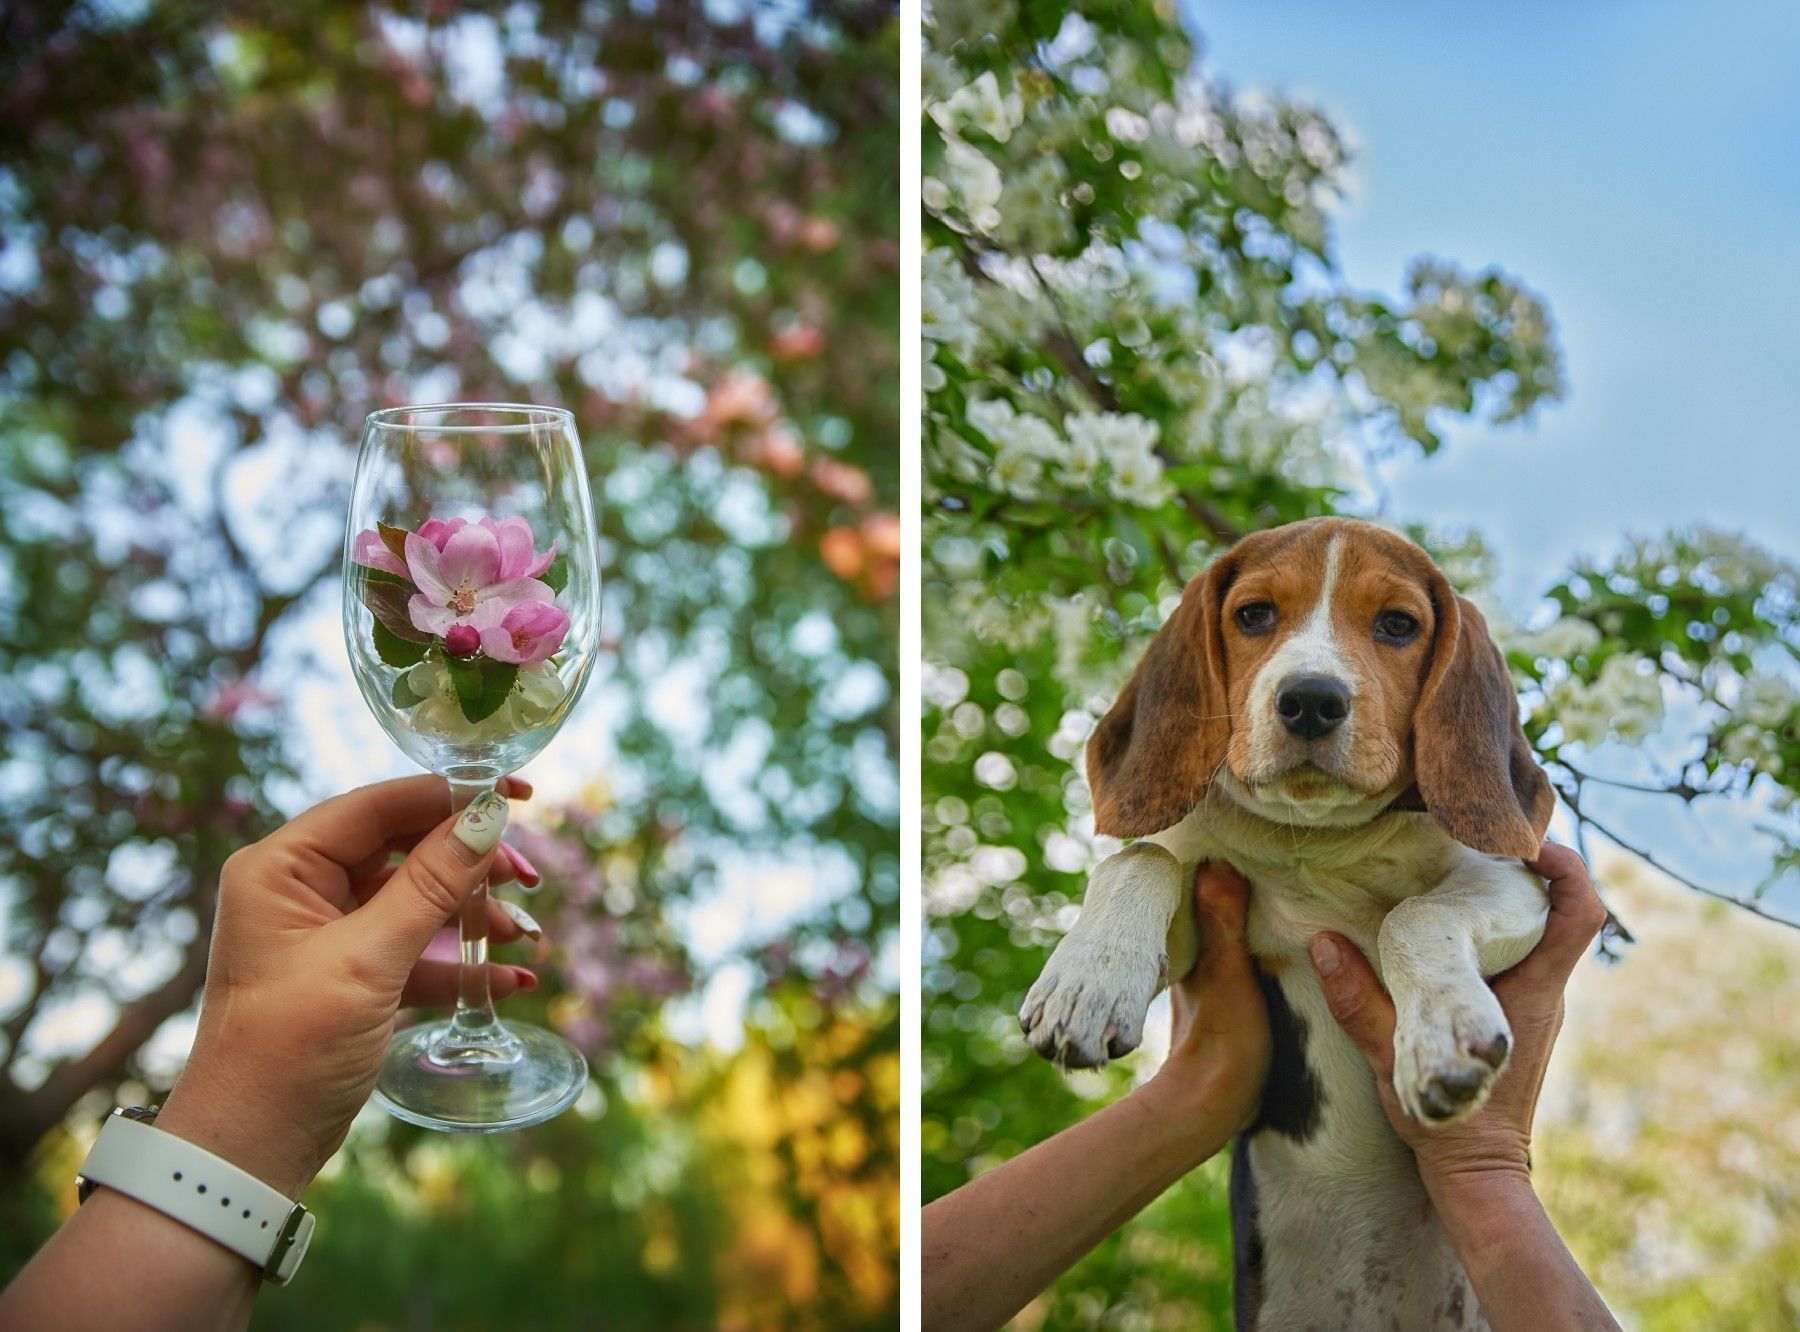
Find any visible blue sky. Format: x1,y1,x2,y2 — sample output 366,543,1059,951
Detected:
1195,0,1800,607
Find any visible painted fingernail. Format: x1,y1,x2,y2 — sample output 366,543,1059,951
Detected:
1311,936,1340,976
452,791,509,855
503,842,541,886
512,967,538,991
495,897,543,940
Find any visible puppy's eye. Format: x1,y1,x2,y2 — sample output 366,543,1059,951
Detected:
1375,610,1420,644
1234,602,1278,634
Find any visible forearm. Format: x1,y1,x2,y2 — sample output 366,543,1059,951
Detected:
0,1189,260,1332
0,1081,316,1332
921,1070,1235,1332
1427,1170,1619,1332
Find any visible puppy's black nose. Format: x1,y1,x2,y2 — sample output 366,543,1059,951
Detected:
1276,674,1351,740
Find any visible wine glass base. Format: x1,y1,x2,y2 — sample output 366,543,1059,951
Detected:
373,1018,589,1133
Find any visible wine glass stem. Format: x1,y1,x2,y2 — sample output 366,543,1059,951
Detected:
446,776,499,1043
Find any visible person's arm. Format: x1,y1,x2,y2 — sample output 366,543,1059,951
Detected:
1308,842,1619,1332
922,863,1269,1332
0,775,544,1332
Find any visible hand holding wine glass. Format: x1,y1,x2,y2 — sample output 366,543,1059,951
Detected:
342,403,600,1132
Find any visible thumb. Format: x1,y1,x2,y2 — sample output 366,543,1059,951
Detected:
1309,932,1396,1074
360,790,511,965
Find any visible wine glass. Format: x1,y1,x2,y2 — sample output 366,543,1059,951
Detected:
341,402,599,1131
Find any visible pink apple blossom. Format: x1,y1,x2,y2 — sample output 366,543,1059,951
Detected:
351,528,409,579
404,521,555,637
480,598,570,665
417,516,468,551
443,624,480,658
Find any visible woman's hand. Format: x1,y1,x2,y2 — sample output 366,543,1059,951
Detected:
1304,843,1620,1331
156,775,547,1199
1152,861,1272,1138
1305,842,1605,1190
922,859,1269,1332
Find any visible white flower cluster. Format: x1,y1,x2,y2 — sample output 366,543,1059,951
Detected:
1719,725,1785,778
1540,653,1665,748
1736,673,1797,728
1623,527,1796,599
404,657,567,744
922,245,982,373
995,155,1075,254
1511,615,1603,662
962,398,1169,507
924,137,1003,233
927,71,1023,143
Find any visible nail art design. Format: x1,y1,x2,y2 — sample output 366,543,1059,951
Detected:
453,790,509,854
495,897,543,939
503,841,541,885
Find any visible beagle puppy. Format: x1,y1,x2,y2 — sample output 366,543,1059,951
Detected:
1020,517,1555,1329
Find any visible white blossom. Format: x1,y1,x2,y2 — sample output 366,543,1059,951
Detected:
1737,673,1797,728
967,398,1062,500
1066,410,1160,465
1513,616,1603,662
1542,654,1664,748
927,137,1003,232
928,71,1023,143
922,245,981,359
402,658,568,745
995,155,1075,253
1720,725,1785,778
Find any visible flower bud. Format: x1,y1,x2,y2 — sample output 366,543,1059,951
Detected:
444,624,480,658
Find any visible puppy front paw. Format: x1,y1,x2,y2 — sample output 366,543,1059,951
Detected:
1018,935,1167,1069
1391,985,1512,1125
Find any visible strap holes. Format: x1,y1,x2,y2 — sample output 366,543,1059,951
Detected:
243,1209,252,1218
172,1171,182,1181
197,1184,206,1194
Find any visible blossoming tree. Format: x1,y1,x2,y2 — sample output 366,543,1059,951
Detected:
922,1,1798,1321
0,15,898,1322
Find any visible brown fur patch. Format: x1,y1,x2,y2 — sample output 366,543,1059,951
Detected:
1086,517,1554,857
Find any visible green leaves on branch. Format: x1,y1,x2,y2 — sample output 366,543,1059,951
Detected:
390,671,424,709
445,655,518,723
376,522,411,562
358,577,429,643
373,621,428,668
543,554,569,594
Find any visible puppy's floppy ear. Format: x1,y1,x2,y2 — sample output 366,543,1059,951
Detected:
1086,558,1233,838
1414,578,1554,859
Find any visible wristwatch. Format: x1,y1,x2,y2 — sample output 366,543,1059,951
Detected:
75,1107,314,1285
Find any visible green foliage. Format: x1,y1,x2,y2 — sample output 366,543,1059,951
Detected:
445,654,518,723
923,0,1798,1323
373,620,428,669
0,0,899,1324
541,553,569,595
360,577,432,643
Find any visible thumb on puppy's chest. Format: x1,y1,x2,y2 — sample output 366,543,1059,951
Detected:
1310,935,1341,976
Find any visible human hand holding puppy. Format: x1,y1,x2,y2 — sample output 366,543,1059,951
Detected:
1310,841,1620,1331
922,861,1266,1332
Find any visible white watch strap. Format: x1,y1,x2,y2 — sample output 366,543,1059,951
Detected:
76,1110,314,1285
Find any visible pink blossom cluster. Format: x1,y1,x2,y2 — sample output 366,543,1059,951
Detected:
353,516,569,664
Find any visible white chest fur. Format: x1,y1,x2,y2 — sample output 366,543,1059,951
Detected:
1165,797,1541,1328
1020,790,1548,1328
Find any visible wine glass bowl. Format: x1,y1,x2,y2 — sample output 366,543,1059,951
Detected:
341,403,598,1132
344,404,600,784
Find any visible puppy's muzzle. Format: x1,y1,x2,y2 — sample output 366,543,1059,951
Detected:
1275,673,1350,741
